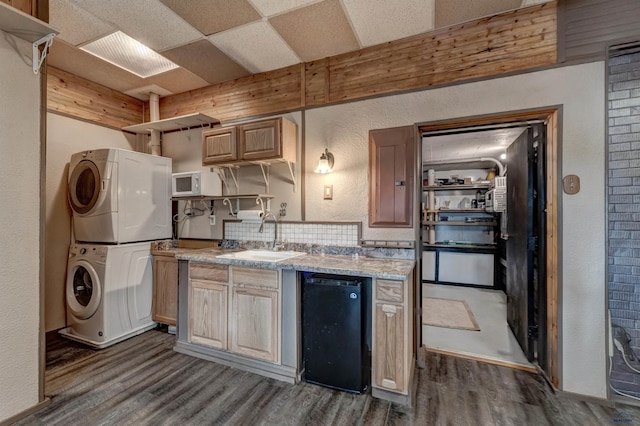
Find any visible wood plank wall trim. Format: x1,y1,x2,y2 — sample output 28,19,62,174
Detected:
159,3,556,124
47,67,144,129
159,64,303,123
45,3,557,129
325,2,556,104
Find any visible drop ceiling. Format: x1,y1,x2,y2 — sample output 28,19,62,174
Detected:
422,127,527,171
48,0,550,101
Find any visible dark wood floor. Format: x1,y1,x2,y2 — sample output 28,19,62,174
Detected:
14,329,640,425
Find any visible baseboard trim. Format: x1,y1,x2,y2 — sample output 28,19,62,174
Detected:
372,387,410,405
174,341,298,384
424,346,537,373
0,398,51,426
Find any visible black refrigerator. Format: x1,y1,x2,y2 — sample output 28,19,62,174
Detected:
302,273,370,393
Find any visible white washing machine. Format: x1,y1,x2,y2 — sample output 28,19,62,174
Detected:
68,148,172,244
59,242,157,348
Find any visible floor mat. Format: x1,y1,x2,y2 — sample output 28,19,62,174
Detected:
422,297,480,331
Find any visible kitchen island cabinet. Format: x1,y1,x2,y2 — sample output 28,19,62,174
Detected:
230,267,280,363
174,250,416,405
189,279,228,349
186,264,281,363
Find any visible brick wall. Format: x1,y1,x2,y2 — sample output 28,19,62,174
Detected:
608,49,640,397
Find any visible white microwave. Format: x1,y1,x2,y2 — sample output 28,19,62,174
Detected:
172,170,221,197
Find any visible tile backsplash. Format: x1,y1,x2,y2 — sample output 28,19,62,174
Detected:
224,221,360,247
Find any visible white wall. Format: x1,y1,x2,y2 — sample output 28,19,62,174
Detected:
305,62,607,398
0,32,42,421
45,114,136,332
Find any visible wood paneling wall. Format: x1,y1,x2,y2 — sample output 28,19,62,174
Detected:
558,0,640,63
160,65,303,123
47,67,144,129
161,2,556,123
309,2,556,105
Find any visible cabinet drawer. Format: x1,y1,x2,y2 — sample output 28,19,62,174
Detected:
232,267,279,289
190,263,229,282
376,279,403,303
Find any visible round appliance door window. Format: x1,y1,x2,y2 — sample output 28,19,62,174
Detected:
69,160,100,214
66,260,101,320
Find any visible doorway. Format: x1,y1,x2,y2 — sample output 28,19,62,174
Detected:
415,109,560,387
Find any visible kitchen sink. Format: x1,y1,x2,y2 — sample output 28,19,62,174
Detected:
216,250,306,262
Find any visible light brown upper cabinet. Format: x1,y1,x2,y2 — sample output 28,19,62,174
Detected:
1,0,35,15
202,117,297,166
369,126,415,227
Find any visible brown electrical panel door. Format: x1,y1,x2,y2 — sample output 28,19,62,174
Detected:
369,126,415,227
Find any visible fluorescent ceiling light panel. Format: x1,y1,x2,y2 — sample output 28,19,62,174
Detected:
80,31,179,78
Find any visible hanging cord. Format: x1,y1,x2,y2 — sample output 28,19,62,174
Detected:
610,323,640,400
612,324,640,373
609,350,640,401
172,200,206,239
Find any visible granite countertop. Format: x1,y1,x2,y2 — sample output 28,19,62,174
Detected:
150,240,222,257
175,250,415,281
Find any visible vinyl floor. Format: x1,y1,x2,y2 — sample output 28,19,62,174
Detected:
422,283,532,369
14,329,640,425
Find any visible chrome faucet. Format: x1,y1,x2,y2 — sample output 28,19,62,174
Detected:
259,210,282,250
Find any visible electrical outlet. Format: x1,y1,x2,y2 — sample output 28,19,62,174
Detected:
209,214,216,226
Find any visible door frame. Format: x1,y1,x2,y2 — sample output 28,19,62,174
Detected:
414,106,560,388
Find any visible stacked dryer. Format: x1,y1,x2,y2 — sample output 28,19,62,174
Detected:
60,148,172,348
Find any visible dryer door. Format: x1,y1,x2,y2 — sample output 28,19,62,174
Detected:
66,260,102,320
69,160,101,214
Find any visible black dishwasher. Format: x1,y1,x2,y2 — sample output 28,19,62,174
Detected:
302,273,370,393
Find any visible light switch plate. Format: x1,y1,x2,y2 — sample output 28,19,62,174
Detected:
323,185,333,200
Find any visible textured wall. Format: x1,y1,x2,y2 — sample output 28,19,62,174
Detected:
45,114,136,332
306,62,607,397
0,32,41,421
607,50,640,397
162,111,302,240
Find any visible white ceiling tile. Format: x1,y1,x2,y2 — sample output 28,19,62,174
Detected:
70,0,202,51
422,128,526,162
342,0,435,47
208,21,300,73
248,0,322,17
49,0,115,46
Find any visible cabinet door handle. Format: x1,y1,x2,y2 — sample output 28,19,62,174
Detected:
395,181,405,186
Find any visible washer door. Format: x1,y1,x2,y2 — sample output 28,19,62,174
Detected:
69,160,101,214
66,260,102,320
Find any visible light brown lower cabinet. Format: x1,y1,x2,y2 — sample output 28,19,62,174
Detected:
187,264,280,364
373,276,412,396
152,256,178,326
188,279,228,350
230,287,279,363
374,303,405,392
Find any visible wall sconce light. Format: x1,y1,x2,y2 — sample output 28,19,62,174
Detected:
314,148,334,174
